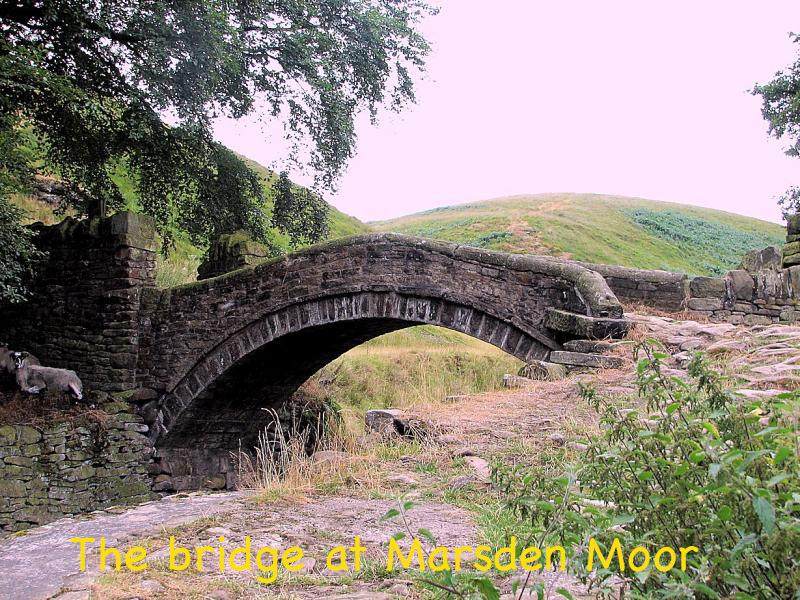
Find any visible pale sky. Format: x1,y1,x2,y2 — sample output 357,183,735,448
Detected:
214,1,800,224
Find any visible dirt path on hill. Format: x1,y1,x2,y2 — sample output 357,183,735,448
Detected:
1,313,798,600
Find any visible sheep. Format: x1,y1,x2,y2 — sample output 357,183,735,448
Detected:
0,343,39,377
13,352,83,401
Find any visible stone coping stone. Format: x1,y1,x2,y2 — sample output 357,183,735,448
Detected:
544,309,630,340
549,351,624,369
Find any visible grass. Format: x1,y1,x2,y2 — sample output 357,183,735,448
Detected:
373,193,786,276
311,326,521,421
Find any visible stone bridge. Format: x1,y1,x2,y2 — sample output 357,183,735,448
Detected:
1,213,629,490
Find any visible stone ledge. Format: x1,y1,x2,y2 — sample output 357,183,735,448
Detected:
544,308,630,340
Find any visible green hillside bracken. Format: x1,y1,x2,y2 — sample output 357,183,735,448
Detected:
374,193,785,276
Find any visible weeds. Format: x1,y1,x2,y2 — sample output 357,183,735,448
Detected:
494,342,800,599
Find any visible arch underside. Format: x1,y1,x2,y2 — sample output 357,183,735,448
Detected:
156,291,555,451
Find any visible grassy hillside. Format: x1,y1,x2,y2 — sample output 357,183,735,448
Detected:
373,193,785,276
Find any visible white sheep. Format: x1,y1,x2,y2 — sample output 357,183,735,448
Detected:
13,352,83,401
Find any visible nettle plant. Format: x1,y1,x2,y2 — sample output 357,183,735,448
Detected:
495,343,799,599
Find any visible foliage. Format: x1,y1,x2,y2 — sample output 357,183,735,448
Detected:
495,344,800,599
753,32,800,218
0,118,43,303
0,0,433,253
272,171,330,248
624,208,784,276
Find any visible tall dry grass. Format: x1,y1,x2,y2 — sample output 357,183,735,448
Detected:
235,409,381,500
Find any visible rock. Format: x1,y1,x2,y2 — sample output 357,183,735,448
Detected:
740,246,783,272
387,474,418,486
788,213,800,235
784,252,800,267
548,433,566,446
548,351,623,369
139,580,165,594
205,526,234,538
53,592,91,600
562,339,613,354
385,582,412,596
727,270,755,300
690,276,726,298
364,409,426,438
204,475,227,490
365,408,406,434
297,556,317,574
543,309,630,339
464,456,491,481
783,240,800,257
518,361,567,381
444,394,469,403
568,441,589,452
687,297,724,311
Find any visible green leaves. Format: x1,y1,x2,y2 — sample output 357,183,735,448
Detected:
495,344,800,600
752,496,776,534
1,0,435,255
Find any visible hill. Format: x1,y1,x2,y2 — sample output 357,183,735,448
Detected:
373,193,785,276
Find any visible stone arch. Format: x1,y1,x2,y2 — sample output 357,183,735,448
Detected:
153,290,558,449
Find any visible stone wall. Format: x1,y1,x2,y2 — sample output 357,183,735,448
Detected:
783,214,800,268
566,248,800,325
574,262,689,311
0,399,155,532
0,212,158,393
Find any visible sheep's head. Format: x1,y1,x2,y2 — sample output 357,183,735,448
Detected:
12,351,29,369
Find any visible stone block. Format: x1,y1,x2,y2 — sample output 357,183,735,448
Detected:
727,270,754,301
549,351,624,369
687,297,724,311
519,360,568,381
788,213,800,236
562,339,613,354
543,309,630,339
690,277,726,298
784,241,800,256
743,314,772,326
739,246,782,272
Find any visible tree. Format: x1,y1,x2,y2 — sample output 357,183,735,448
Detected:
753,32,800,218
272,171,330,247
0,0,434,300
0,115,43,302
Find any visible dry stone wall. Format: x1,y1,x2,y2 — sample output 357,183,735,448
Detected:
783,214,800,268
0,399,154,532
569,248,800,325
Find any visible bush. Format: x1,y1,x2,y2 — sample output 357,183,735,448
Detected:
495,343,800,599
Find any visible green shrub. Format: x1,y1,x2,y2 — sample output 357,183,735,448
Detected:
495,344,800,599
